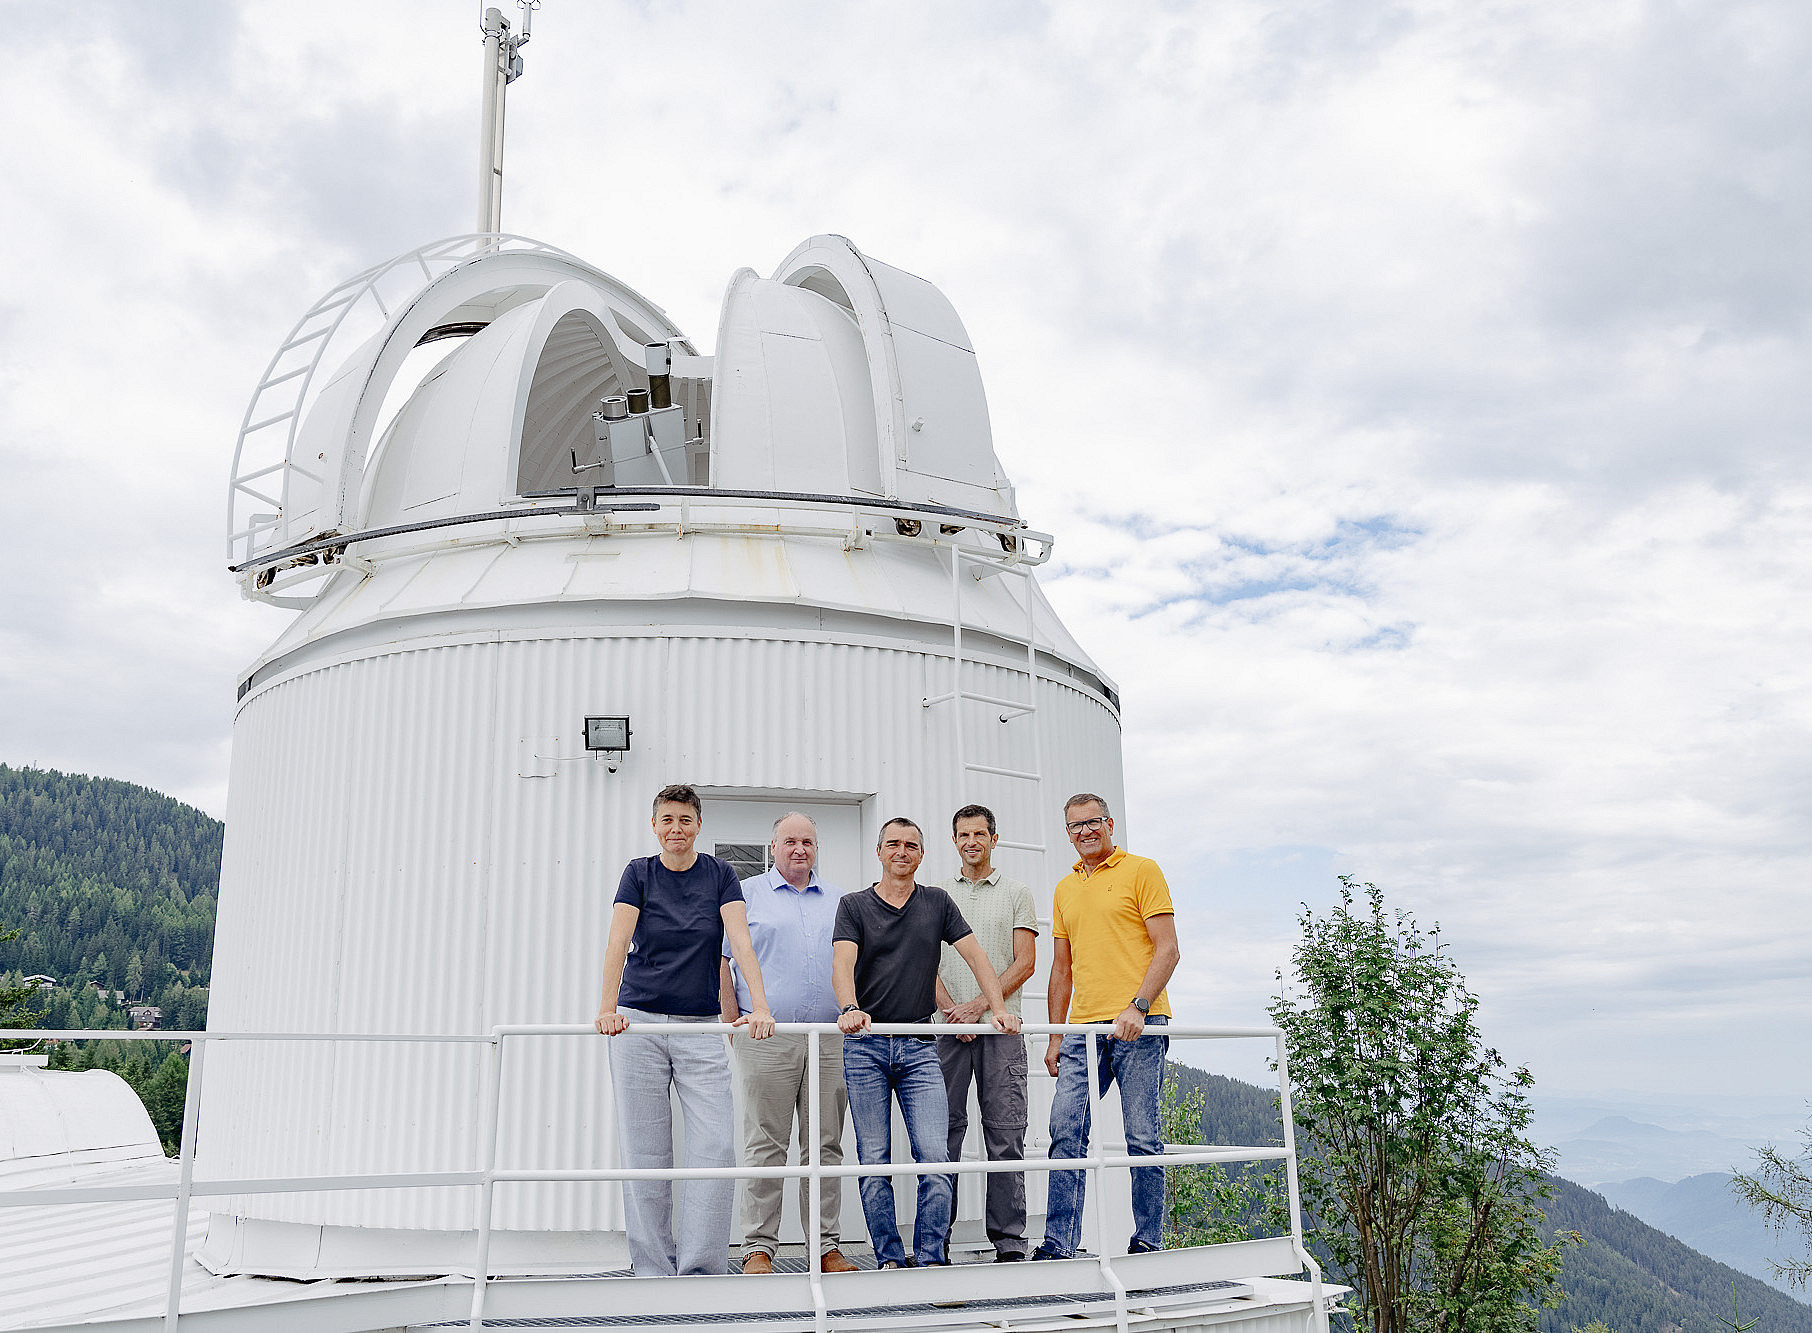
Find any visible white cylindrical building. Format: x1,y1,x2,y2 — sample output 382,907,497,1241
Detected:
202,234,1126,1278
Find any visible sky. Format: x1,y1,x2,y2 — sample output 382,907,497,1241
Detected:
1,0,1809,1103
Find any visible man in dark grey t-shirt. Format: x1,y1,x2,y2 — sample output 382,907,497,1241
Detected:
832,817,1020,1268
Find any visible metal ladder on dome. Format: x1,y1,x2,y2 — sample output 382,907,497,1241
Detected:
922,540,1049,886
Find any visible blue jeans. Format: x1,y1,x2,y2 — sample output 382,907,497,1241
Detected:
843,1034,955,1266
1041,1018,1168,1256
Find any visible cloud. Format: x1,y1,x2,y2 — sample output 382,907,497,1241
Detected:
2,0,1810,1097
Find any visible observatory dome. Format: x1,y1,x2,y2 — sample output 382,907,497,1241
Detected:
208,233,1125,1277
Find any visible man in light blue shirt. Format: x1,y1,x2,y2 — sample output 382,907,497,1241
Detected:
719,812,858,1274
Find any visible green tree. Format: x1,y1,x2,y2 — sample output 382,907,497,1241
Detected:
1269,877,1572,1333
0,926,39,1049
1732,1120,1812,1291
1161,1075,1289,1246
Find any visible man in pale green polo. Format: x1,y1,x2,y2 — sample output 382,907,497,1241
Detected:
933,803,1039,1261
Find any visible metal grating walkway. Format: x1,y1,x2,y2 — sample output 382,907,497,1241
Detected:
427,1279,1249,1328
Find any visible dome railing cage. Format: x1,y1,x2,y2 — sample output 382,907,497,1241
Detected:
226,234,585,576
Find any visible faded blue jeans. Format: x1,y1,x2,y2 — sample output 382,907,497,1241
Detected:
1040,1017,1168,1256
609,1008,735,1275
842,1034,955,1266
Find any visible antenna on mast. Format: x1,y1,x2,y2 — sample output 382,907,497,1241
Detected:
477,1,537,234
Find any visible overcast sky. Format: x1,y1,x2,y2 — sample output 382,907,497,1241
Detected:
2,1,1808,1101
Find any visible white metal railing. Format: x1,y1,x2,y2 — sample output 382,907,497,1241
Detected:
0,1022,1328,1333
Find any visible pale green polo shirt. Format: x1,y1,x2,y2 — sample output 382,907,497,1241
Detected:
937,867,1040,1017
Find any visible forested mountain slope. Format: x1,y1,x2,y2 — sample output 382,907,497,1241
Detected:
0,764,218,1028
1540,1174,1811,1331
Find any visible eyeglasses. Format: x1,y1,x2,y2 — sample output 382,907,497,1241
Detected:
1065,817,1107,834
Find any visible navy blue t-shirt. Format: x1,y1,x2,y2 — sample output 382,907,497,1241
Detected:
615,853,745,1015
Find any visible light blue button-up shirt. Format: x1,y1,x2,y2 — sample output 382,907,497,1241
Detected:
723,867,846,1023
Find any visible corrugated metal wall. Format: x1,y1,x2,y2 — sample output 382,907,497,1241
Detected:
203,624,1123,1239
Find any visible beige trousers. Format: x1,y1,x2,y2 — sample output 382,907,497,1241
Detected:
733,1031,847,1258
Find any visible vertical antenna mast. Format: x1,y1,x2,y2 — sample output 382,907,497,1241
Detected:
476,3,536,234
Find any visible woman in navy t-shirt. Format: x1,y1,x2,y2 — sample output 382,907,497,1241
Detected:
595,784,776,1275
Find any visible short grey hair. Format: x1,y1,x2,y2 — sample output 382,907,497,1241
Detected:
1063,792,1112,819
771,811,819,836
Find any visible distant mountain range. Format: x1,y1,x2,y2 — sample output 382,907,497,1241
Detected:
1536,1092,1804,1186
1600,1172,1806,1301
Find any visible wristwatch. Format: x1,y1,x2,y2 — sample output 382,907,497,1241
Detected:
1131,997,1150,1015
840,1004,861,1015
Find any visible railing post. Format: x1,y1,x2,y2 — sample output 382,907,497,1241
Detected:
162,1035,208,1332
808,1026,828,1333
951,544,965,790
1083,1029,1129,1333
1275,1032,1327,1333
467,1032,506,1331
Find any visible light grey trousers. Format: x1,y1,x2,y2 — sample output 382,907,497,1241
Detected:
733,1030,847,1258
609,1008,735,1275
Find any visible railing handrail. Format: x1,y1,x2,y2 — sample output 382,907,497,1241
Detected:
0,1020,1326,1333
1,1020,1283,1042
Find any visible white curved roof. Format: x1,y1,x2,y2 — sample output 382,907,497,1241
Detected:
0,1067,160,1175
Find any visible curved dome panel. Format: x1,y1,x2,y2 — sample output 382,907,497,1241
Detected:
233,239,692,568
711,269,882,495
772,235,1012,516
359,278,705,529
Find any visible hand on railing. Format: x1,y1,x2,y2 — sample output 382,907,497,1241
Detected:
837,1008,870,1034
938,999,1024,1039
1110,1007,1147,1042
732,1008,776,1039
593,1009,628,1035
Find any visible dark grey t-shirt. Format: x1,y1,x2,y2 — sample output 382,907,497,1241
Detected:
833,884,973,1024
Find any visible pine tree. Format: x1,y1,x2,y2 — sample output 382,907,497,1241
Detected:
142,1050,190,1155
1733,1123,1812,1291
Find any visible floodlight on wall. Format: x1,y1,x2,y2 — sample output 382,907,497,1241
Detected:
584,716,632,771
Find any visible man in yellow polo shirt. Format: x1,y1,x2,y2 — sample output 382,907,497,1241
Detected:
1030,793,1181,1260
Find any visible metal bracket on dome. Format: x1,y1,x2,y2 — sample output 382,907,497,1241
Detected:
225,233,585,574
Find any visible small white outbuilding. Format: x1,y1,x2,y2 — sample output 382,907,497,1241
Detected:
205,233,1128,1278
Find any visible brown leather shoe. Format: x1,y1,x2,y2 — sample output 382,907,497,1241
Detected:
742,1251,773,1274
819,1249,858,1274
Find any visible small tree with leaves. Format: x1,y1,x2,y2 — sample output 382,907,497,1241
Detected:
1269,877,1572,1333
1733,1121,1812,1292
1161,1077,1290,1246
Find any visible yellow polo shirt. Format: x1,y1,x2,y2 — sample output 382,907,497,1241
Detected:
1051,847,1174,1022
